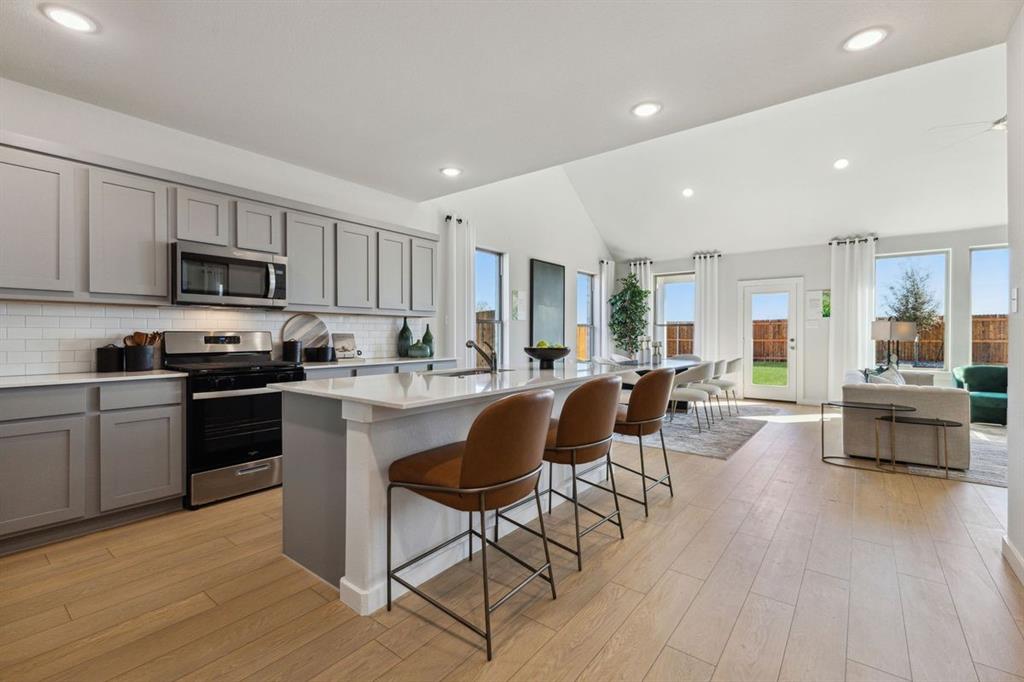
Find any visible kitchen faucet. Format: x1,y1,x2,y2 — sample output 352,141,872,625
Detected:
466,340,498,372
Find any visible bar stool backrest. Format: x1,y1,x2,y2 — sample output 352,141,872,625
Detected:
724,357,742,374
625,367,674,424
555,375,622,462
461,389,555,506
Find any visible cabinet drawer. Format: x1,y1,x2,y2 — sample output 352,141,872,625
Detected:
354,364,397,376
0,416,86,535
99,380,183,411
303,367,357,379
0,386,86,421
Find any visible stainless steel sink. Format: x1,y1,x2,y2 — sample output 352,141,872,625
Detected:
432,368,513,378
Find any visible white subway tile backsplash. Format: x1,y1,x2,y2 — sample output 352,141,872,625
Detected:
0,301,437,375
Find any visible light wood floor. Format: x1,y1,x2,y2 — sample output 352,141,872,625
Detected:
2,402,1023,681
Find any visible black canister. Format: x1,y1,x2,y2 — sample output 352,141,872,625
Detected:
95,345,124,372
283,339,303,363
124,345,154,372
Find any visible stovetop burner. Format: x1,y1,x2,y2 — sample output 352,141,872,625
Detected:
165,359,301,375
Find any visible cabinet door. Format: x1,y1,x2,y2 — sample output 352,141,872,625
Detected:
410,238,437,312
377,232,410,311
0,417,85,535
99,406,183,511
285,212,333,306
174,186,229,245
89,169,169,296
0,148,76,291
336,221,377,308
236,200,283,253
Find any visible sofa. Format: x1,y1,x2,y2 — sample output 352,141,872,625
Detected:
842,371,970,470
953,365,1007,425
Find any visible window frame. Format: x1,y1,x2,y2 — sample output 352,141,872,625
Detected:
968,243,1010,366
576,271,595,361
474,248,505,367
873,248,951,371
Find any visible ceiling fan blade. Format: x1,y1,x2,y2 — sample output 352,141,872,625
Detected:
927,120,992,132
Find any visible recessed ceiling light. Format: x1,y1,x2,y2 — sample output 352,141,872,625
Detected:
681,188,695,198
833,158,850,170
41,4,97,33
631,102,662,118
440,167,462,178
843,27,888,52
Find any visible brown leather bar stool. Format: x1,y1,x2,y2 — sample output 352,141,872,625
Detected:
612,367,675,517
386,389,557,661
494,375,624,571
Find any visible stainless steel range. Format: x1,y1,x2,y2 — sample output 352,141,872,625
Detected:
162,331,305,507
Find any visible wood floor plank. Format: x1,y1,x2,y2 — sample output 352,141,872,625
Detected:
888,502,946,583
310,640,402,681
711,592,793,682
246,613,387,681
670,499,752,580
846,659,910,681
579,569,702,681
847,539,911,680
976,662,1024,681
898,572,978,682
668,532,770,665
611,503,713,593
750,529,811,605
778,569,849,682
965,523,1024,622
643,646,715,682
805,499,853,581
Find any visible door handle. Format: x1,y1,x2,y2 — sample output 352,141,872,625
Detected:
267,263,277,299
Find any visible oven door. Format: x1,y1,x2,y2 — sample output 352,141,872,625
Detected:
173,241,287,308
188,386,283,474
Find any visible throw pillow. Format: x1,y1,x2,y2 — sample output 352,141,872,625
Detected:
866,367,905,385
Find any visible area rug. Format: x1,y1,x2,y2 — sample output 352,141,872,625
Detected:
612,405,781,460
902,422,1008,487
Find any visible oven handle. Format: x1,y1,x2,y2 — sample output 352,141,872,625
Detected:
192,387,281,400
236,463,272,476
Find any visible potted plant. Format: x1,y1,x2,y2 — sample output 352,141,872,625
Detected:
608,272,650,359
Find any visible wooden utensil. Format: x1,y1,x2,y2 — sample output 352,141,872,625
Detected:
123,335,135,347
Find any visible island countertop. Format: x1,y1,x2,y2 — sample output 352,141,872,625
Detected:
271,359,695,410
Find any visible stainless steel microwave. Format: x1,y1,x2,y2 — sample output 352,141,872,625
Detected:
172,241,287,308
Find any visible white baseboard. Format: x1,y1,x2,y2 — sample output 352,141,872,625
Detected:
1003,536,1024,584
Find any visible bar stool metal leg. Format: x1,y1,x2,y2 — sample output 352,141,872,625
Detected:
637,435,649,517
477,494,493,661
386,486,393,610
532,483,557,600
660,429,674,498
570,454,582,571
467,511,473,562
607,450,625,539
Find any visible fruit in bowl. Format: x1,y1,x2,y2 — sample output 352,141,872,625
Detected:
524,344,572,369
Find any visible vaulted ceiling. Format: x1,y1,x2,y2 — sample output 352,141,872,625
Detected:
1,0,1019,201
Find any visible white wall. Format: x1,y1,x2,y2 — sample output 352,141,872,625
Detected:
0,78,437,233
428,166,611,365
1004,6,1024,579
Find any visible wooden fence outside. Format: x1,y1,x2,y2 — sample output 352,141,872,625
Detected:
873,315,1007,366
664,322,694,357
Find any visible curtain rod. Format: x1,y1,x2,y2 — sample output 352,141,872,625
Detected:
443,214,464,224
829,236,877,245
692,251,722,259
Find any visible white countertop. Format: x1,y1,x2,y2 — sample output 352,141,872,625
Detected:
303,356,457,370
0,369,188,389
272,359,694,410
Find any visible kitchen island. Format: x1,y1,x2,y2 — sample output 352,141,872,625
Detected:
272,359,694,614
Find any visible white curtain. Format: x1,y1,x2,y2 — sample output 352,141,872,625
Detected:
595,259,615,359
628,259,654,341
443,214,476,367
827,237,876,400
694,253,720,360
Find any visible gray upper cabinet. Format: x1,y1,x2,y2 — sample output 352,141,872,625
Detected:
0,148,76,292
89,169,169,297
99,406,183,512
377,232,410,311
236,200,283,253
174,187,229,245
286,212,333,306
410,238,438,312
336,221,377,309
0,416,86,535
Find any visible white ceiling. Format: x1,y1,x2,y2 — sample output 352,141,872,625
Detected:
563,45,1009,260
0,0,1019,201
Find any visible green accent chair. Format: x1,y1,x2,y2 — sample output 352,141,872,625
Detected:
953,365,1007,425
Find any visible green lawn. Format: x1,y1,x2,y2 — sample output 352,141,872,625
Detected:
752,361,788,386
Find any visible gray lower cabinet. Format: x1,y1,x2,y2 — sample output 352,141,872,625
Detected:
89,169,169,297
286,211,333,306
0,416,86,535
99,406,183,512
377,232,410,311
174,186,230,245
236,200,283,253
336,221,377,308
0,147,76,292
410,238,437,312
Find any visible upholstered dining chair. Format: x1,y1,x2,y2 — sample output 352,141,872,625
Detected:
690,360,727,420
709,357,742,415
669,363,714,431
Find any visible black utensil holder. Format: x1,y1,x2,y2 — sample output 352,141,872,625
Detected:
95,345,124,372
124,345,154,372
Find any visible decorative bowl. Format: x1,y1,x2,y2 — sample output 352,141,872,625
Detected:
524,346,571,369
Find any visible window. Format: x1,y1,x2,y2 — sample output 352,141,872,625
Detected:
654,273,696,357
971,246,1009,365
874,251,948,368
576,272,594,361
474,249,503,368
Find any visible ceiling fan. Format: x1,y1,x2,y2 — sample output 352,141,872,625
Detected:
928,114,1007,149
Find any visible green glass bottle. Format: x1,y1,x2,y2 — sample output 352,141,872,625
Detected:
422,324,434,357
397,317,412,357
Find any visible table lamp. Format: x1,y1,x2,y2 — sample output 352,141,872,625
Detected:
871,318,918,369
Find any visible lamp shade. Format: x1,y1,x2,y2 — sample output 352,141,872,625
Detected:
871,320,893,341
891,321,917,341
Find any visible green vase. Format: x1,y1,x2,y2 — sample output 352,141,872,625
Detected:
397,317,412,357
422,324,434,357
